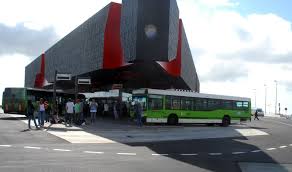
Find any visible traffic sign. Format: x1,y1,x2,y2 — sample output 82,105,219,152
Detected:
56,74,71,81
78,78,91,85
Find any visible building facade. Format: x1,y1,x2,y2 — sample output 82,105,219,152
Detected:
25,0,200,92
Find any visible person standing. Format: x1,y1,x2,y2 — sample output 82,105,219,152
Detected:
134,102,143,127
103,103,109,117
90,99,98,123
254,109,260,120
74,99,81,125
27,100,39,130
38,98,46,128
113,102,119,120
65,98,74,127
44,101,51,123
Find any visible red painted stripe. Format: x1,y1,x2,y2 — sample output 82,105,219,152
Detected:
103,2,124,69
157,19,182,77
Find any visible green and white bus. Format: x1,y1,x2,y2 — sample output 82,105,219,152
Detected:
131,88,251,126
2,87,83,115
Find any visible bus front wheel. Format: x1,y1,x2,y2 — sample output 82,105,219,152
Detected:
167,114,178,125
222,116,230,127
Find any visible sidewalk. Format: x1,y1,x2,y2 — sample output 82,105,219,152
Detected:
34,118,268,144
3,114,269,144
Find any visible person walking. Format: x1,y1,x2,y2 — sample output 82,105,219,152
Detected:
27,100,39,130
90,99,98,123
65,98,74,127
134,102,143,127
254,109,260,120
38,98,46,128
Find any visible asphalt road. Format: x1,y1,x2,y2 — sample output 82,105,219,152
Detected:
0,114,292,172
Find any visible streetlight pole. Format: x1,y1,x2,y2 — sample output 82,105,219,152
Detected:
274,80,278,115
264,84,267,115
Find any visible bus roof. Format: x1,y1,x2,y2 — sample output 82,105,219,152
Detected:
132,88,251,102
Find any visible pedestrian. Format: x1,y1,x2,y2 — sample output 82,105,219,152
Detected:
90,99,98,123
134,101,143,127
254,109,260,120
113,102,119,120
65,98,74,127
27,100,39,130
74,99,81,125
44,101,51,123
80,99,85,125
38,98,46,128
103,102,109,117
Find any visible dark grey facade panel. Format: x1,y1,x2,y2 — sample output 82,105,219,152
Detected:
122,0,179,62
44,5,110,83
121,0,138,62
25,55,41,88
180,24,200,92
168,0,179,61
136,0,170,61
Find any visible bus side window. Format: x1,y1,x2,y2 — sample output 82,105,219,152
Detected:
243,101,249,109
223,100,233,109
148,95,163,110
172,96,181,110
181,98,192,111
165,96,172,110
207,99,221,110
235,101,243,110
196,98,208,111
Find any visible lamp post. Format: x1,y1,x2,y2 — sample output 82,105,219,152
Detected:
274,80,278,115
264,84,267,115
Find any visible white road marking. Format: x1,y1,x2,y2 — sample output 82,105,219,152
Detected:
117,153,137,156
53,149,72,152
83,151,104,154
0,145,12,147
235,129,269,136
289,144,292,146
180,153,198,156
251,150,262,153
279,146,287,149
152,153,169,156
24,146,41,150
266,148,276,151
232,152,246,155
209,153,222,156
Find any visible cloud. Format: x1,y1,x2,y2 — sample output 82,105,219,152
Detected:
0,23,58,58
197,0,238,8
201,62,248,82
0,54,31,104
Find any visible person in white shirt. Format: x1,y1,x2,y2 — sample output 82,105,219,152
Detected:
65,98,74,127
38,98,45,128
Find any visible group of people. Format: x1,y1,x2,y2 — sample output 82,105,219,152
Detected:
26,98,51,130
26,97,144,130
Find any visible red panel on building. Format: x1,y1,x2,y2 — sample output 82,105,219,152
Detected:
103,2,124,69
34,53,45,88
157,19,182,77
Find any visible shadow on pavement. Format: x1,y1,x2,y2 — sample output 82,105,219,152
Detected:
127,137,289,172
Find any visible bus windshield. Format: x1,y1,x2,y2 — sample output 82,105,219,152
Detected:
132,95,147,111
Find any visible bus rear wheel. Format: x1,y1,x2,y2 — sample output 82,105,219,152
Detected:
167,114,178,125
222,116,230,127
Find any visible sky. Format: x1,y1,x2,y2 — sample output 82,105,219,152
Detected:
0,0,291,114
